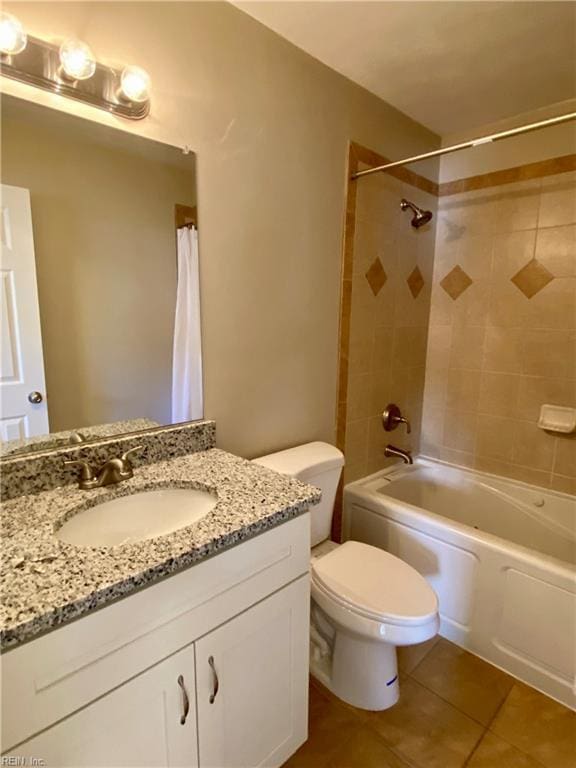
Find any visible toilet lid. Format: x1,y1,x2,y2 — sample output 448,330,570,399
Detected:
311,541,438,624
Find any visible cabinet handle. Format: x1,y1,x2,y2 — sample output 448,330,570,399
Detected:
208,656,219,704
177,674,190,725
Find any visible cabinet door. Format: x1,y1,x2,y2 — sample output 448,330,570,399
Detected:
6,644,198,768
196,576,309,768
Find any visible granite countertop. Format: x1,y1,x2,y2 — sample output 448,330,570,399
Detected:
1,448,320,651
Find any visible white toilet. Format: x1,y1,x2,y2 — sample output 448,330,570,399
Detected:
254,441,439,711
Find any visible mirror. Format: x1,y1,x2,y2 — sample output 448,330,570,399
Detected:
0,95,201,457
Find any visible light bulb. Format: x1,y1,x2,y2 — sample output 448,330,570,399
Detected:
59,39,96,81
0,12,27,55
120,65,150,103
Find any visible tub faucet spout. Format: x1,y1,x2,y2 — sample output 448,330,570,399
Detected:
384,444,413,465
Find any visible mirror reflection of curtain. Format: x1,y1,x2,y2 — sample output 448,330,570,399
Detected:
172,226,203,422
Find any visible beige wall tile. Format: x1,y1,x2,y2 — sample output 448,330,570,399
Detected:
492,181,541,234
446,368,481,411
440,265,473,301
483,327,524,374
476,415,516,462
423,367,449,410
368,414,387,458
505,464,552,487
343,462,368,485
512,421,556,472
373,278,398,328
428,284,455,326
443,409,478,452
524,278,576,331
550,474,576,495
438,447,476,468
452,279,491,327
421,406,444,453
390,366,427,411
510,259,554,299
473,457,551,488
522,330,576,379
372,327,394,373
426,325,453,369
344,418,370,467
450,326,486,370
487,279,532,328
421,175,576,491
491,230,537,280
478,372,520,417
392,326,429,369
348,332,373,375
371,369,393,414
554,434,576,478
515,377,576,422
347,374,373,420
538,175,576,228
535,225,576,278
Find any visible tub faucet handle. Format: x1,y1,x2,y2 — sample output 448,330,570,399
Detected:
382,403,411,434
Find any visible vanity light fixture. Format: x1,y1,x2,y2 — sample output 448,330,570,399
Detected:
0,12,27,56
119,65,151,104
59,39,96,81
0,25,150,119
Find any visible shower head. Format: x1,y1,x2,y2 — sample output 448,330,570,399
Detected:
400,198,433,229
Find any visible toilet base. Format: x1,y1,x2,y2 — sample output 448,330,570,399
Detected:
310,627,400,711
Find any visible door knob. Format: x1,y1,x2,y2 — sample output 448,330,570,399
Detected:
28,391,43,404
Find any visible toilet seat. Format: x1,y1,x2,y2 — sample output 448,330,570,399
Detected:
311,541,438,633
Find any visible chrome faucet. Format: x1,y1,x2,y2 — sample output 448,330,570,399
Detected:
64,446,142,490
384,444,413,465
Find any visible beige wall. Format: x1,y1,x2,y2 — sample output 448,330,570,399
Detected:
422,172,576,492
440,101,576,183
344,166,437,483
1,96,195,431
1,1,439,457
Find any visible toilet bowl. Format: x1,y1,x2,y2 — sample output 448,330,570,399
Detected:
310,540,438,709
253,442,439,710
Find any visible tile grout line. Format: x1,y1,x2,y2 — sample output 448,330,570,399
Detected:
480,684,549,768
462,684,514,768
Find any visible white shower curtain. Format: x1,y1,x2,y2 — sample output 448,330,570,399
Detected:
172,226,203,422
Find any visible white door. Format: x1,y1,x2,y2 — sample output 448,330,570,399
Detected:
196,576,309,768
0,184,48,441
5,644,199,767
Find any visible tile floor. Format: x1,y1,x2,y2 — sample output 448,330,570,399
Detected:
283,637,576,768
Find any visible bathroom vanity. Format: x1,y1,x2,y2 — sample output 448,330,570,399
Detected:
1,435,319,767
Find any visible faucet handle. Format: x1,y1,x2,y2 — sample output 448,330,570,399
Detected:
382,403,411,434
64,459,95,481
120,445,143,466
398,416,412,434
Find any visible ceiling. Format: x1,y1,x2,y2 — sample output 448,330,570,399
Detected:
235,1,576,136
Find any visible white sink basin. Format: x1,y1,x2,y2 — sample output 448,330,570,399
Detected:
56,488,218,547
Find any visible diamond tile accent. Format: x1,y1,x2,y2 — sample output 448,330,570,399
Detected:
365,258,387,296
440,265,473,301
511,258,554,299
407,266,425,299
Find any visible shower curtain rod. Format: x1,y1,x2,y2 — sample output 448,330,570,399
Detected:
351,112,576,180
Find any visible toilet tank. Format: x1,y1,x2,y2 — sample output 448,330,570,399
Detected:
253,442,344,546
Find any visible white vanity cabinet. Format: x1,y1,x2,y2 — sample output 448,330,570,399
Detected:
6,644,199,767
2,515,310,768
196,578,308,768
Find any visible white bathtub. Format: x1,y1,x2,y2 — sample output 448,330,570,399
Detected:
343,458,576,709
